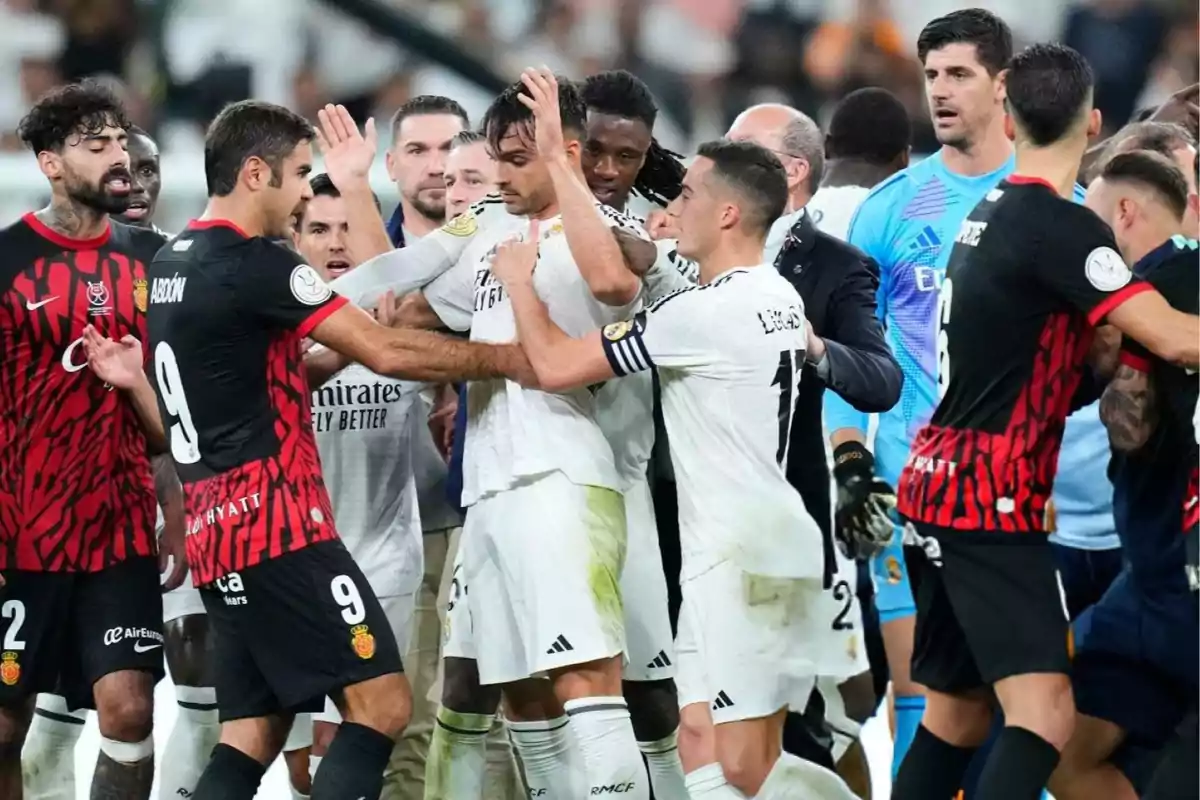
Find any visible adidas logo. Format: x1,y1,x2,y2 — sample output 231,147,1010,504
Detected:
711,691,735,711
546,634,574,655
646,650,672,669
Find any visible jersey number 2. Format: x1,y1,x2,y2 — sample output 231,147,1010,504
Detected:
772,349,805,466
935,276,953,400
155,342,202,464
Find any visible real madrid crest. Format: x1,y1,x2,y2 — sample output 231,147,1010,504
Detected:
133,278,148,313
0,652,20,686
441,212,478,238
603,320,633,341
351,624,376,660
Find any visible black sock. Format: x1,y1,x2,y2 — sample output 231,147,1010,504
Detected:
311,721,395,800
974,726,1060,800
892,724,978,800
192,743,266,800
1145,711,1199,800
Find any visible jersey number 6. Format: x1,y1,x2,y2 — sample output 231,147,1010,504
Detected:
935,277,953,400
154,341,202,465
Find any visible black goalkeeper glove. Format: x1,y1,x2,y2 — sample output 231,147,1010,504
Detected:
833,441,897,560
1186,526,1198,593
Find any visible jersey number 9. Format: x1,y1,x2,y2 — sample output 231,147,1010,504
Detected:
155,341,202,465
935,277,953,400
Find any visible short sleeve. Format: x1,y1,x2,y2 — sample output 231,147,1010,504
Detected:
597,204,651,240
642,240,697,301
424,258,476,332
241,239,347,337
1119,249,1200,372
600,289,711,375
1034,205,1152,326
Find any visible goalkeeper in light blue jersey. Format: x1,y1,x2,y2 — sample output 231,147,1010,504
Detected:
823,9,1019,779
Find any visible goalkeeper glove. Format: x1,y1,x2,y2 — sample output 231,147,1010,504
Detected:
833,441,896,560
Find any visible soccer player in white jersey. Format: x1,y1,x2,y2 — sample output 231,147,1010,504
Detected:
326,71,655,797
809,88,912,241
491,137,856,800
291,173,428,798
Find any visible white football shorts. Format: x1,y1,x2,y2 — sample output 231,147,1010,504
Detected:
620,476,676,681
442,538,474,661
465,471,627,686
675,559,820,725
812,546,869,682
315,592,417,724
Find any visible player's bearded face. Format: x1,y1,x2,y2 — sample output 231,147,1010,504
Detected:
389,113,463,222
266,144,315,239
61,136,133,215
923,44,1003,150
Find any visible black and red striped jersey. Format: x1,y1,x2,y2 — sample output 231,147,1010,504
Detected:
146,219,347,585
897,177,1151,533
0,213,165,571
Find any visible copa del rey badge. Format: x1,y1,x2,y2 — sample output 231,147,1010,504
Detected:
351,624,376,660
0,651,20,686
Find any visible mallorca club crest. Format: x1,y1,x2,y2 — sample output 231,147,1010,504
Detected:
133,278,148,313
351,624,376,660
0,652,20,686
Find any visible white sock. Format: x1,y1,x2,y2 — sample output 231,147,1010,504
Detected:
308,755,322,785
755,752,858,799
684,763,746,799
563,696,649,799
507,715,583,798
291,790,310,800
158,686,220,800
22,695,85,800
425,707,492,799
483,717,522,799
638,730,688,800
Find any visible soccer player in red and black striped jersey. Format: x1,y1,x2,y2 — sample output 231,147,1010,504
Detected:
143,100,531,800
0,80,172,800
892,45,1200,800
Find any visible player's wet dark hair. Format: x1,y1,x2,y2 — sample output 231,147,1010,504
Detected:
204,100,314,197
390,95,469,142
482,76,587,156
1005,44,1094,147
917,9,1012,76
450,129,485,148
297,173,381,226
581,70,685,205
1101,151,1191,222
17,79,132,154
696,138,788,235
826,88,911,166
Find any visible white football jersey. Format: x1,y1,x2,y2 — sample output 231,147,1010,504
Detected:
330,195,510,308
462,204,647,505
311,358,424,598
601,265,824,581
807,186,871,242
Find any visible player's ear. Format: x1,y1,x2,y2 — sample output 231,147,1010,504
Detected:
1003,113,1015,142
1087,108,1103,139
36,149,63,181
243,155,269,192
719,202,740,232
562,135,582,166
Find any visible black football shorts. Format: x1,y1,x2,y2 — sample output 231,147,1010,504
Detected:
904,524,1070,693
199,540,404,722
0,556,166,710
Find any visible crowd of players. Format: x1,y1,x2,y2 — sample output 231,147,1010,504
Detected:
0,6,1197,800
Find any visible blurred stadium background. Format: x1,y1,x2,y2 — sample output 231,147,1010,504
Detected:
2,0,1195,231
0,0,1188,796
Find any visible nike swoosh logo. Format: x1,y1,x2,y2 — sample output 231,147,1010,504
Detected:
26,297,58,310
133,642,162,653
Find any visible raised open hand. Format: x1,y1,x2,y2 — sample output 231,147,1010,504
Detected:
517,68,565,158
315,103,377,188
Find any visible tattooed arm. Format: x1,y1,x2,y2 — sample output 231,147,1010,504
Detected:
1099,364,1158,452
